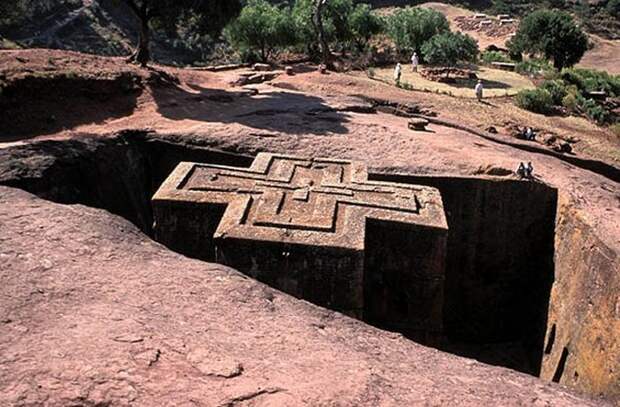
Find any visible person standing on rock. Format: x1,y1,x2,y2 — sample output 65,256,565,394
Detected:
394,63,402,86
526,162,534,178
475,79,484,102
517,162,526,178
411,52,419,72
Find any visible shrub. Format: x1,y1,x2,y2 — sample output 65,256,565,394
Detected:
508,9,588,69
421,31,479,67
515,88,554,114
561,93,578,111
515,58,554,77
385,7,449,54
561,68,620,96
225,0,294,62
481,50,511,64
578,96,610,124
540,79,568,105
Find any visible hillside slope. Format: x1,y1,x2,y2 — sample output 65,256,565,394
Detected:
0,0,216,65
2,0,619,72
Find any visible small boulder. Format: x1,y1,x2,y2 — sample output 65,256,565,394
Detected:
408,118,430,131
285,66,294,75
553,141,572,154
540,134,557,146
253,63,271,72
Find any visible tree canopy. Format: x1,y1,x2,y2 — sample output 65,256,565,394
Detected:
348,3,383,52
108,0,241,66
0,0,27,28
508,9,588,69
224,0,293,62
385,7,449,54
421,31,479,67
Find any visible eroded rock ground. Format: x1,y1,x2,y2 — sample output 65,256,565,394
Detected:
0,49,619,405
0,186,608,406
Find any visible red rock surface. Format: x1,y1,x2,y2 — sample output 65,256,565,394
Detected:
0,186,607,406
0,49,619,403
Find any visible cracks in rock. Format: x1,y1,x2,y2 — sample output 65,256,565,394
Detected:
218,387,285,407
235,109,292,118
205,363,244,380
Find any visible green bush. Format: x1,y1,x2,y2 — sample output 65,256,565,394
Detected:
515,88,554,114
562,93,578,111
481,50,511,64
421,31,479,67
515,58,554,77
540,79,568,105
385,7,449,54
578,96,610,124
561,68,620,96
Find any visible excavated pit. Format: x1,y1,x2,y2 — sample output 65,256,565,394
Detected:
371,174,557,375
0,132,605,387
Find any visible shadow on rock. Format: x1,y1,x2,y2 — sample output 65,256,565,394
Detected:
151,81,350,136
0,72,142,142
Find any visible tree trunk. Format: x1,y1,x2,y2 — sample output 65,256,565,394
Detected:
314,0,331,66
124,0,150,67
136,15,150,67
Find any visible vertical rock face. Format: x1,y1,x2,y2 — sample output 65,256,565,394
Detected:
543,199,620,398
152,153,448,343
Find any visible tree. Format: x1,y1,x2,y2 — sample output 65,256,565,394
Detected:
0,0,26,27
314,0,332,65
291,0,382,60
323,0,354,48
385,7,449,55
225,0,293,62
421,31,479,67
607,0,620,17
291,0,319,57
508,9,588,70
348,3,383,52
107,0,241,67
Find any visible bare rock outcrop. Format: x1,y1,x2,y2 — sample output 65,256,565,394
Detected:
0,186,607,406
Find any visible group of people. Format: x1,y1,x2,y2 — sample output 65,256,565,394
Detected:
393,51,485,101
517,161,534,179
393,51,420,85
